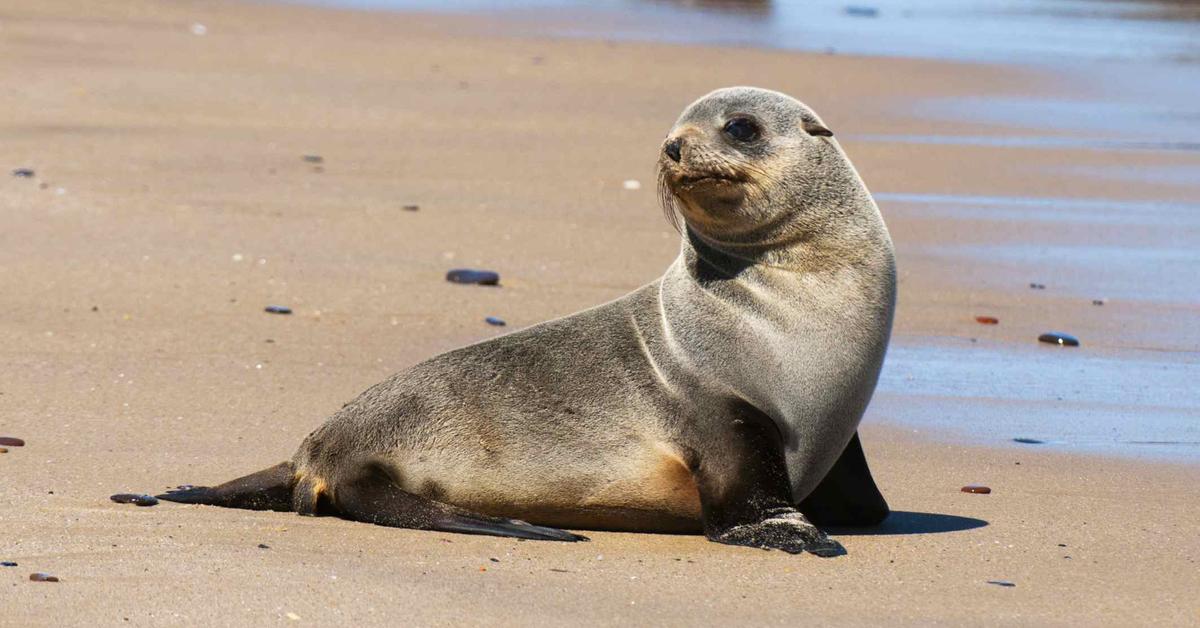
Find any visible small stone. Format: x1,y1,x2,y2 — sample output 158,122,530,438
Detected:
286,613,301,621
29,573,59,582
974,316,999,325
1013,437,1045,444
402,204,420,211
258,544,270,549
110,493,159,507
302,155,323,163
1038,332,1079,347
485,316,506,326
11,168,35,178
446,269,500,286
622,179,642,190
264,305,293,315
1091,298,1106,306
0,437,24,447
845,5,879,17
1,562,17,567
190,23,207,36
986,580,1016,587
489,557,499,563
0,448,7,453
961,485,991,494
1029,283,1046,290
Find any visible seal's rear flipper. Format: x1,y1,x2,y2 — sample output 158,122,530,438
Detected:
336,462,588,542
799,432,889,527
157,462,295,512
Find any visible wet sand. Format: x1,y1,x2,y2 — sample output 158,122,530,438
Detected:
2,0,1198,624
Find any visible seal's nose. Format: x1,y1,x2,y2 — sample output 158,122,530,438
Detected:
664,137,683,163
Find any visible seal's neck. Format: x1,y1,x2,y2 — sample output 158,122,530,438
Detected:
682,211,890,278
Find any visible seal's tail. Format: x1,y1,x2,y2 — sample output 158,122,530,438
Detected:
157,462,295,512
155,460,587,542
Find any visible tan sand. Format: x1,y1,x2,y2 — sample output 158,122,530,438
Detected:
1,0,1198,625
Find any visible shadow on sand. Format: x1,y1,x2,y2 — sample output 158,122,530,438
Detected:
830,510,988,536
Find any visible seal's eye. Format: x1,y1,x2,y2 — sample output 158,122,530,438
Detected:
723,117,760,143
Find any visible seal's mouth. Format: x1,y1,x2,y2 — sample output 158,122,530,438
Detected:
667,170,748,191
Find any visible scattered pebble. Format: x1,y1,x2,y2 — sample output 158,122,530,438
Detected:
1029,283,1046,290
1091,298,1106,306
402,204,420,211
1,562,17,567
489,557,500,563
1038,332,1079,347
1012,437,1045,445
0,437,25,447
986,580,1016,587
110,493,159,507
961,485,992,494
974,316,999,325
446,269,500,286
622,179,642,190
485,316,506,326
549,568,570,573
302,155,324,164
29,573,60,583
286,613,301,621
11,168,35,178
258,544,270,549
0,448,7,454
190,23,207,36
845,5,880,17
264,305,293,315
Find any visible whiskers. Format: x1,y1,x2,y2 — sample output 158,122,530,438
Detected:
656,165,684,233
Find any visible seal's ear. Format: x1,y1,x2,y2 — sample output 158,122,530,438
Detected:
803,120,834,137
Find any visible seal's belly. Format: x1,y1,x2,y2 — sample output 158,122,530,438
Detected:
399,442,703,533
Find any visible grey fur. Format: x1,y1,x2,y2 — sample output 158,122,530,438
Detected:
198,87,896,551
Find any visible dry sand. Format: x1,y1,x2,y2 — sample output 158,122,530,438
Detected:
1,0,1198,625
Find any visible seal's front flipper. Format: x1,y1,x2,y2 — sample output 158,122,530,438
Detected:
336,462,588,542
694,404,844,557
156,462,295,512
799,432,889,527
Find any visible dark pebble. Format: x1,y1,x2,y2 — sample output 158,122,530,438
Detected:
1013,437,1045,444
257,544,270,549
264,305,293,315
1029,283,1046,289
961,485,992,494
845,5,879,17
0,448,7,454
402,204,420,211
0,437,25,447
1091,299,1106,306
1,562,17,567
446,269,500,286
110,493,159,507
489,557,499,563
485,316,506,326
29,573,60,582
1038,332,1079,347
302,155,323,164
12,168,35,178
974,316,999,325
986,580,1016,587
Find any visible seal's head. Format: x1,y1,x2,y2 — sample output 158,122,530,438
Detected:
658,87,858,247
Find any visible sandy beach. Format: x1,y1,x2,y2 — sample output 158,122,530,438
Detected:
2,0,1198,624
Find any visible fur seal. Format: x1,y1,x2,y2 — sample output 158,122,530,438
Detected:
154,87,895,556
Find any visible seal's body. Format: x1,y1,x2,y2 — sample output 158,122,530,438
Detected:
158,87,895,555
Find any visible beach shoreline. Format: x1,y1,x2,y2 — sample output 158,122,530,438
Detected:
1,0,1198,624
